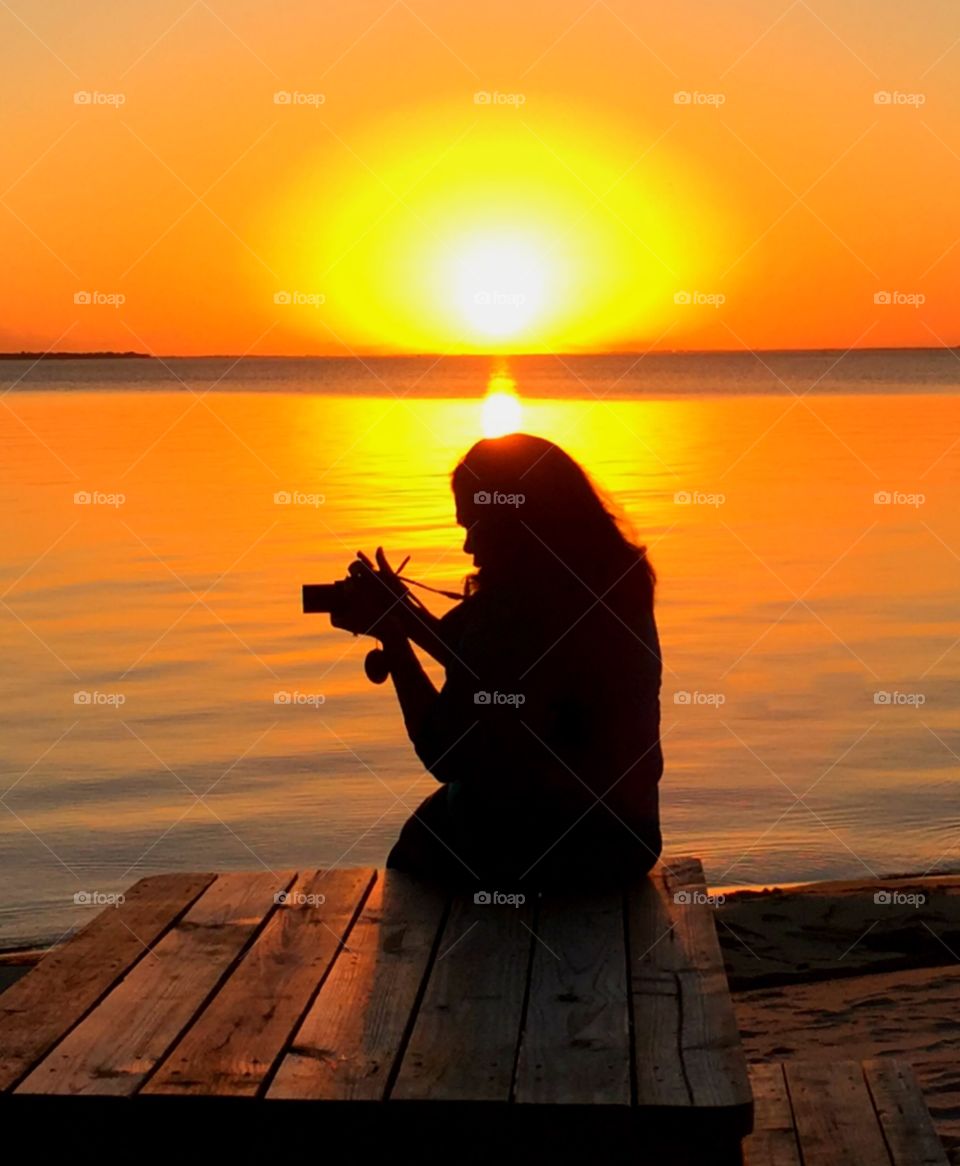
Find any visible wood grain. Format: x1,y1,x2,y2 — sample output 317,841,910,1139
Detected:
145,867,375,1097
15,871,292,1096
391,888,534,1103
0,872,215,1091
269,870,447,1100
514,889,630,1106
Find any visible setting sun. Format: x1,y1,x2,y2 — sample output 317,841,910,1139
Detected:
452,234,549,339
268,104,721,354
482,389,523,437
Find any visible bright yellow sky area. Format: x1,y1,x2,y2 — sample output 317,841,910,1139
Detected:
2,1,958,354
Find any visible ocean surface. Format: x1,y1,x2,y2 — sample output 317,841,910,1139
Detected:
2,350,959,947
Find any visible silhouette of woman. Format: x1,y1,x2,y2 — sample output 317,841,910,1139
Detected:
331,434,663,890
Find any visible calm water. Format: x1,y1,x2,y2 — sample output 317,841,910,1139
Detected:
2,351,960,946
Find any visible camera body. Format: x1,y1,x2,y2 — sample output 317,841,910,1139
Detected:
302,578,392,637
302,582,345,615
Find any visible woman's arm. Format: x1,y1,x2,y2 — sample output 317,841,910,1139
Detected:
353,548,454,667
396,603,454,667
380,617,439,741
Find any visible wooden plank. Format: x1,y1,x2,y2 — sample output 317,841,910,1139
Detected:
0,872,215,1092
514,889,629,1106
745,1063,802,1166
785,1061,891,1166
390,888,534,1103
661,859,752,1116
15,870,292,1096
144,867,375,1097
627,857,752,1131
628,870,691,1108
660,856,726,971
863,1058,948,1166
268,870,448,1101
678,963,752,1113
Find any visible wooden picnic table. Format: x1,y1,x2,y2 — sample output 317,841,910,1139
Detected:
0,856,752,1162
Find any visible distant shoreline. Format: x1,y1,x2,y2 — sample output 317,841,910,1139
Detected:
2,345,959,362
0,351,150,361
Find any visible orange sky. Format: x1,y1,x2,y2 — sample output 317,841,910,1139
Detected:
2,0,958,355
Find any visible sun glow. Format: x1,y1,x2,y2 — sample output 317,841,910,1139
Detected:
453,235,550,338
482,368,523,437
270,104,726,354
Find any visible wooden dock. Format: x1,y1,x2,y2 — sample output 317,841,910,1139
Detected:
0,856,751,1161
2,855,950,1162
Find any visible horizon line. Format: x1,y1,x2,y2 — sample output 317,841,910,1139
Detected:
2,342,958,361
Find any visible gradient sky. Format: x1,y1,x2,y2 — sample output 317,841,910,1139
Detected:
2,0,959,355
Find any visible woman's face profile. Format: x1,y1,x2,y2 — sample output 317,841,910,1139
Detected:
455,495,489,569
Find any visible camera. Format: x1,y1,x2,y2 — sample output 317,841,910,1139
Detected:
301,576,393,638
302,582,346,615
302,578,393,685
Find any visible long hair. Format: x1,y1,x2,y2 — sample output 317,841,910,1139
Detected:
451,434,655,616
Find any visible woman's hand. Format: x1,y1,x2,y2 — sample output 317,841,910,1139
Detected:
329,547,411,637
